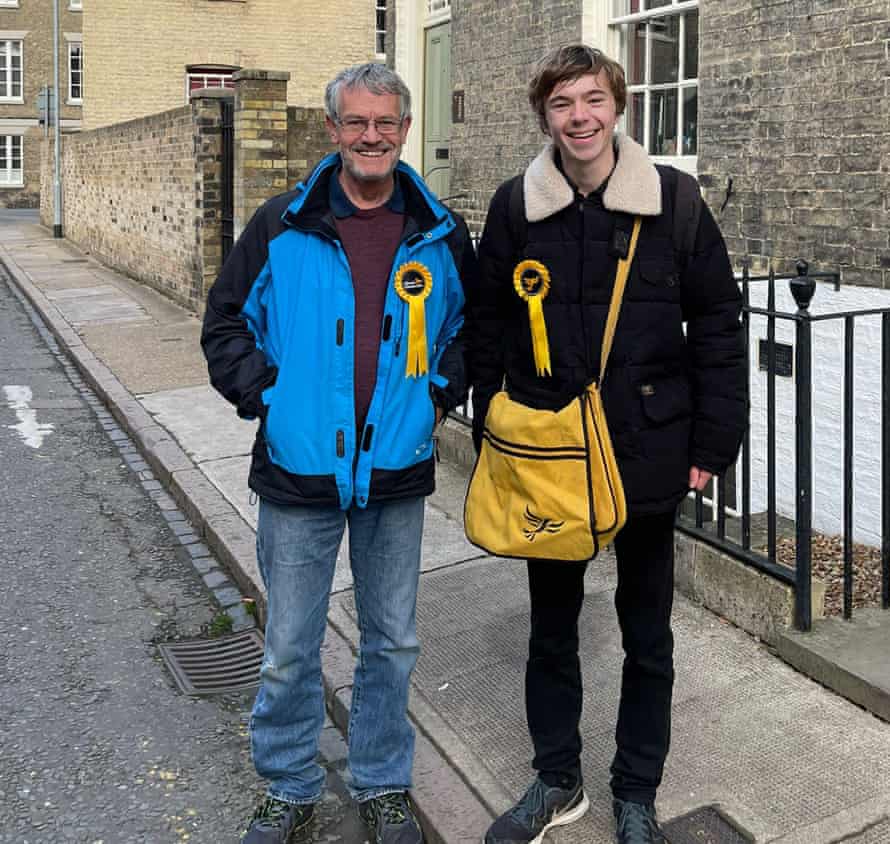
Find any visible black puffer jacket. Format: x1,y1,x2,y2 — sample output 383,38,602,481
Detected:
469,136,747,515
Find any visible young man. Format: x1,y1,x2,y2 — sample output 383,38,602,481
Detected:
469,46,746,844
202,63,475,844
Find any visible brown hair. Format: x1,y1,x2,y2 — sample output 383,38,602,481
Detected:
528,44,627,132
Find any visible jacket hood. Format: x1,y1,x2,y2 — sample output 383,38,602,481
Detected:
523,134,662,221
284,153,455,239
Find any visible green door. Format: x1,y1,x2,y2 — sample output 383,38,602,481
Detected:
423,22,451,199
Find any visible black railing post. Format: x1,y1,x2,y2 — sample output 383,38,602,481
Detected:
843,316,854,620
883,313,890,609
767,266,777,563
741,262,751,551
791,260,816,631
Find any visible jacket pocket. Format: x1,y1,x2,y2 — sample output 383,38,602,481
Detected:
638,375,692,426
638,257,680,301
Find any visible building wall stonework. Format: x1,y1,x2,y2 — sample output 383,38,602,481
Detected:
0,0,82,207
287,106,333,188
448,0,583,230
83,0,376,131
697,0,890,286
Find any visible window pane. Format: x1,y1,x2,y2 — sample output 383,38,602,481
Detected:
650,15,680,84
647,0,671,7
684,12,699,80
628,91,645,147
625,23,646,85
0,137,7,169
650,87,678,155
682,86,697,154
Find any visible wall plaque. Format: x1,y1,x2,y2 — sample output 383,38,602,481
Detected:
758,339,793,377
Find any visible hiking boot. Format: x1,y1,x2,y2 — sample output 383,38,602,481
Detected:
613,799,665,844
358,791,424,843
241,796,314,843
484,777,589,843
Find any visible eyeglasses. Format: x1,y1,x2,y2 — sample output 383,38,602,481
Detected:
337,117,403,136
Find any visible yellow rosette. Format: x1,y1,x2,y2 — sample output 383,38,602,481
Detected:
513,259,552,377
394,261,433,378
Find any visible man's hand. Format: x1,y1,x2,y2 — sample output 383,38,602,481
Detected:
688,466,713,491
435,406,445,426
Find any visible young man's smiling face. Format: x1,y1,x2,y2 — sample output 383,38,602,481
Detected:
543,69,619,188
326,86,411,193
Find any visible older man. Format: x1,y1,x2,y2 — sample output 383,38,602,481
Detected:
202,63,475,844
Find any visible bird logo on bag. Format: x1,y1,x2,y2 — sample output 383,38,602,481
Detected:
522,507,564,541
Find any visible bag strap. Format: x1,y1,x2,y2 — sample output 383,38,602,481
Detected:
599,216,642,381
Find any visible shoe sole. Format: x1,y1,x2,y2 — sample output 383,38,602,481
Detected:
482,790,590,844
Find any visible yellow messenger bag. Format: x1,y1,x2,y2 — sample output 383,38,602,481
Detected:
464,217,642,562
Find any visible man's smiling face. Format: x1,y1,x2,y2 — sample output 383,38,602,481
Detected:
326,86,411,190
543,70,618,178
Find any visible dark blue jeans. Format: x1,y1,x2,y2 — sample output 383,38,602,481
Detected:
525,509,676,805
251,496,424,805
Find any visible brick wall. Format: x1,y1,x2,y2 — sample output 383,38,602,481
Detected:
449,0,584,231
697,0,890,286
41,105,213,311
287,107,334,187
83,0,376,130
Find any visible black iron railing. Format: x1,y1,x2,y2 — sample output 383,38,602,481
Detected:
678,261,890,630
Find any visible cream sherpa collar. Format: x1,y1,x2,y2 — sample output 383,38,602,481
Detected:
523,134,662,221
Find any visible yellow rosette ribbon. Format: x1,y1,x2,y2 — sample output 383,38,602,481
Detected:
394,261,433,378
513,259,552,376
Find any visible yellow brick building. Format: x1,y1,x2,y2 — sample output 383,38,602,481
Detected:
83,0,380,130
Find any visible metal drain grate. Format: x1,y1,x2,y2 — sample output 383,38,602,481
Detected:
663,806,754,844
158,630,264,695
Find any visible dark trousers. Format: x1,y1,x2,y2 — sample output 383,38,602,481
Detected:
525,509,676,805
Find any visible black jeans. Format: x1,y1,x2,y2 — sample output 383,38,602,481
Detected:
525,509,676,804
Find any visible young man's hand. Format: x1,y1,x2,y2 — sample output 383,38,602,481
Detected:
688,466,713,491
435,406,445,426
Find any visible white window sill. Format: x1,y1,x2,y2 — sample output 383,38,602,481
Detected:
67,99,83,106
0,183,25,189
68,5,83,11
0,3,22,8
0,97,24,104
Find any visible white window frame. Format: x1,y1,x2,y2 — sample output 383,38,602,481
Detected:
426,0,450,26
375,0,387,59
68,0,83,10
610,0,698,173
0,133,23,187
68,42,82,104
0,1,21,9
0,38,23,102
185,68,236,101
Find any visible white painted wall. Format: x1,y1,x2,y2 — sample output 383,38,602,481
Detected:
743,280,890,548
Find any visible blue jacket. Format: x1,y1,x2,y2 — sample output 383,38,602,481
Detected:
202,154,475,509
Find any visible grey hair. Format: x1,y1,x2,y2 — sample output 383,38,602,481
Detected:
324,63,412,123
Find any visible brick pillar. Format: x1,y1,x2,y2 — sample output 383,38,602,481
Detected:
232,69,290,239
190,87,232,306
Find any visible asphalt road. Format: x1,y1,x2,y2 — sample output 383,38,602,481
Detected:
0,262,367,843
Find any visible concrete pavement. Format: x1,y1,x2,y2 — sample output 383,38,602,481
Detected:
3,211,890,843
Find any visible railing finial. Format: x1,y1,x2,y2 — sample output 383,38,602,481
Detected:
790,258,816,311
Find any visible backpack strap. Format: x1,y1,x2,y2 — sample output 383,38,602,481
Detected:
672,169,702,269
508,174,527,254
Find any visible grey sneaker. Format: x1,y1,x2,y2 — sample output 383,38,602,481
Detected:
484,777,589,843
613,799,664,844
241,796,314,843
359,791,424,843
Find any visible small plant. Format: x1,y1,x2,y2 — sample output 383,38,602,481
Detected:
208,611,233,637
242,597,258,618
